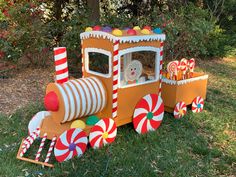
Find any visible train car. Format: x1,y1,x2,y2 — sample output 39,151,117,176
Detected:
162,59,208,119
17,26,167,167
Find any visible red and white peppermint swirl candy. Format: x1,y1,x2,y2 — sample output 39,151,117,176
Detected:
54,128,88,162
89,118,117,149
188,58,195,72
180,58,188,72
192,96,204,113
167,61,178,74
173,101,187,119
133,94,164,134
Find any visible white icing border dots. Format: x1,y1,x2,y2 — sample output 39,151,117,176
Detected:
80,31,166,43
162,74,208,85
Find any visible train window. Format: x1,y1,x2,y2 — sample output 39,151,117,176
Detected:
85,48,112,78
119,50,158,87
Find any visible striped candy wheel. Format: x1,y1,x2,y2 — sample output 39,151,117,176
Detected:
133,94,164,134
173,101,187,119
89,118,117,149
192,96,204,113
54,128,88,162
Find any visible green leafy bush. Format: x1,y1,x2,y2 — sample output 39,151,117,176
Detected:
101,1,226,60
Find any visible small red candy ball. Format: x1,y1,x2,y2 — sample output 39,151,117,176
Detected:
143,26,152,31
93,25,101,31
44,91,59,111
127,29,137,35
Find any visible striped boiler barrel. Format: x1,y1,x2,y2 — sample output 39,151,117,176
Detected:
44,77,107,124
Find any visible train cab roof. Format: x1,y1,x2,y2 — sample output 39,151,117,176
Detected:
80,26,166,45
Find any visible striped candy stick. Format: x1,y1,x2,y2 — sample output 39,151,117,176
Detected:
188,58,195,78
167,61,179,80
21,128,40,150
81,40,84,78
159,42,164,96
44,136,57,163
54,47,69,84
180,58,188,79
112,40,119,119
20,129,40,157
35,133,47,161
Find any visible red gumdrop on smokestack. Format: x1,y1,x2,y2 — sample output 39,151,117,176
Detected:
44,91,59,111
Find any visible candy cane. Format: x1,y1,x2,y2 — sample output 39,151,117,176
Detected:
20,129,40,157
112,40,119,118
44,136,57,163
167,61,179,80
35,133,47,161
188,58,195,78
180,58,188,79
21,128,40,150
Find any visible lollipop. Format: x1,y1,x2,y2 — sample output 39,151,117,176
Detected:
180,58,188,79
133,94,164,134
173,101,187,119
192,96,204,113
167,61,179,80
188,58,195,78
54,128,88,162
89,118,117,149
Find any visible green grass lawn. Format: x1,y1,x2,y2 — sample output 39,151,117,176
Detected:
0,58,235,177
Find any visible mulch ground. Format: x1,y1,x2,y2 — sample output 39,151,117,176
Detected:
0,66,54,115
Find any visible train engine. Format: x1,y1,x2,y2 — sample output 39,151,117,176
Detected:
17,26,166,166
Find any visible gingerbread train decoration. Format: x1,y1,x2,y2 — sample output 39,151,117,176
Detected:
16,25,208,167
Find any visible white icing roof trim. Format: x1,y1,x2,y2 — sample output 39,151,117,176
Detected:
162,74,208,85
80,31,166,43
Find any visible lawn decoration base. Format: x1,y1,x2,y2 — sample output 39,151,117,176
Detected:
16,25,208,167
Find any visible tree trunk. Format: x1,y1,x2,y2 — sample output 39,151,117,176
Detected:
87,0,100,23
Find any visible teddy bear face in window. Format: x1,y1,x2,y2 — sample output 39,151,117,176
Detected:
124,60,142,84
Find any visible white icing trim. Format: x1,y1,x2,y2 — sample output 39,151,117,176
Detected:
84,48,112,78
80,31,166,43
118,46,161,89
162,74,208,85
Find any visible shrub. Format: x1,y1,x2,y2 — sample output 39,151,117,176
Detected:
101,1,226,60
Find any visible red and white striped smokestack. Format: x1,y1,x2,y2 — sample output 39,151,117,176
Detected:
54,47,69,84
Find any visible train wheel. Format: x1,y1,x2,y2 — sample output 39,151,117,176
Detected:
89,118,117,149
192,96,204,113
173,101,187,119
133,94,164,134
54,128,88,162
